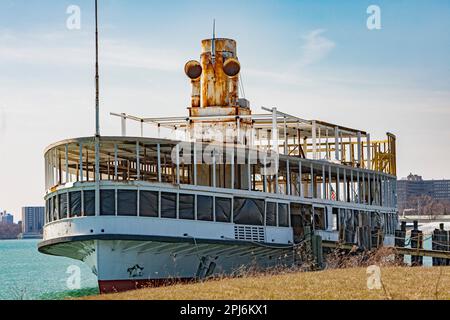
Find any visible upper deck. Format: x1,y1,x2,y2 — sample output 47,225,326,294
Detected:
111,106,397,177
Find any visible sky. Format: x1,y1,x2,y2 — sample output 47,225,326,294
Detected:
0,0,449,221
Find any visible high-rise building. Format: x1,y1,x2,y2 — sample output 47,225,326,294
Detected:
397,173,450,211
0,211,14,225
21,207,45,235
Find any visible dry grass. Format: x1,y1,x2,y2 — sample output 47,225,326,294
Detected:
84,266,450,300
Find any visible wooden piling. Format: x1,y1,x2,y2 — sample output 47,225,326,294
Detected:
411,221,423,267
395,221,406,263
311,234,323,269
433,224,445,266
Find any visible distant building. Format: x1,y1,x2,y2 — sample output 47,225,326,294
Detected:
398,173,450,211
0,211,14,225
21,207,45,235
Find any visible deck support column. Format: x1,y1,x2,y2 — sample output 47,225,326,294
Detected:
367,134,372,170
334,127,340,162
312,121,317,160
157,144,162,183
298,161,303,198
286,160,291,195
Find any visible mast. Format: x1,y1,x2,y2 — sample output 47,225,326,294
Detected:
95,0,100,137
94,0,101,217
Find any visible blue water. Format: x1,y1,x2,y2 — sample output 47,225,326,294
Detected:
404,235,433,267
0,240,98,300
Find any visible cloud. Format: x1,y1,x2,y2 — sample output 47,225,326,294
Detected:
295,29,335,68
101,40,183,72
243,29,336,87
0,30,183,73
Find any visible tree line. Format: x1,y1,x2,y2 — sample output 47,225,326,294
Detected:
400,195,450,216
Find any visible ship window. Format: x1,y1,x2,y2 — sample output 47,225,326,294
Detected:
58,193,68,220
197,196,213,222
118,190,137,216
44,199,48,223
215,197,231,223
179,194,195,220
69,191,82,218
386,213,391,235
290,203,313,242
50,197,55,222
278,203,289,227
161,192,177,219
266,202,277,226
233,197,264,226
83,190,95,216
100,190,116,216
332,208,340,231
139,191,159,217
46,198,52,223
52,196,59,221
313,207,326,230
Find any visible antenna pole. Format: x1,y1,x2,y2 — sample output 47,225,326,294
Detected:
95,0,100,137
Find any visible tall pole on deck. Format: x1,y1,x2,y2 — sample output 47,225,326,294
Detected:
94,0,100,217
95,0,100,137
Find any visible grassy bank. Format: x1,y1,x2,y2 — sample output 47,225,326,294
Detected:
84,267,450,300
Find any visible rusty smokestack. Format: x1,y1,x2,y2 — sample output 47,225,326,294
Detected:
185,37,250,144
185,38,241,109
200,38,240,108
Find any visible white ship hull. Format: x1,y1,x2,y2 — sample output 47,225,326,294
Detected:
41,238,293,293
38,216,294,293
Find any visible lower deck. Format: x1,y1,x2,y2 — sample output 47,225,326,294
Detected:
42,181,398,249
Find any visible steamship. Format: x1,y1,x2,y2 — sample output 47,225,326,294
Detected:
38,36,399,293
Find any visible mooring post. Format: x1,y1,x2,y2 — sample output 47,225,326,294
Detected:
311,234,323,269
433,224,445,266
443,224,450,266
395,221,407,263
432,227,438,266
411,221,423,267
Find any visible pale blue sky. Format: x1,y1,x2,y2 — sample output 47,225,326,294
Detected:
1,0,449,220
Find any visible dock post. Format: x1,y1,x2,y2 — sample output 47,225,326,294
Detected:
395,221,406,263
311,234,323,269
433,224,445,266
411,221,423,267
444,225,450,266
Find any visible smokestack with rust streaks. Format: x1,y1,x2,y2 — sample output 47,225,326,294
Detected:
185,38,241,109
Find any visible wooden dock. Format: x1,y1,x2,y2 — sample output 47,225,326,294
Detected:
322,241,450,260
